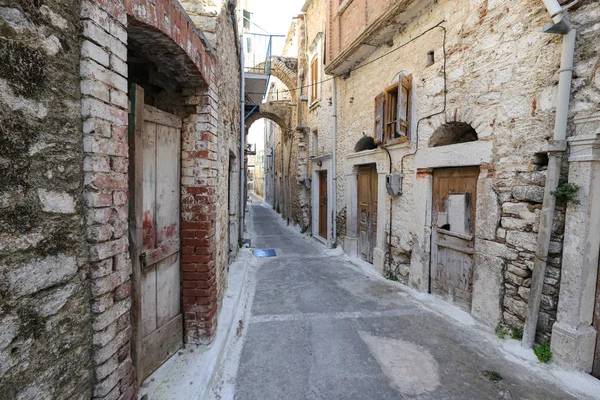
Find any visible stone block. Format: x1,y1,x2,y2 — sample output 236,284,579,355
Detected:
504,296,528,319
7,254,77,297
37,284,76,317
506,263,531,278
513,186,544,203
505,231,537,252
38,189,76,214
475,239,518,260
0,314,20,350
501,217,527,231
471,253,504,327
505,271,524,286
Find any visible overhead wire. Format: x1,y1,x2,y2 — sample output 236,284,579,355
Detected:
244,19,447,96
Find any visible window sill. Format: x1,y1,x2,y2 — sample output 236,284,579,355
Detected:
383,137,410,150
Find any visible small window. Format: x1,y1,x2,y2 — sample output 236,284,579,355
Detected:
311,56,319,103
374,73,412,144
312,130,318,156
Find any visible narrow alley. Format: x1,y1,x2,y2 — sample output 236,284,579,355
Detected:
209,194,581,399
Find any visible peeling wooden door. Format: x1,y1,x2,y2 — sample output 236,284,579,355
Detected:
431,167,479,311
358,165,378,263
592,258,600,378
318,171,328,239
129,85,183,382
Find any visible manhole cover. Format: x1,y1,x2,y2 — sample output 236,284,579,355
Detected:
253,249,277,257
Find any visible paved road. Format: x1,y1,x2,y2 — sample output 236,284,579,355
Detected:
218,198,578,400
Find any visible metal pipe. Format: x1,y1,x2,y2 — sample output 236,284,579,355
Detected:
541,0,564,22
239,34,246,241
522,6,576,348
332,76,338,245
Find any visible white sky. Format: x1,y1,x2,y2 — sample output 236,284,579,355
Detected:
246,0,305,152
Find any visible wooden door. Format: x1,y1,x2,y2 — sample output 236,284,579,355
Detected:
318,171,328,239
431,167,479,311
129,85,183,382
592,259,600,378
358,165,378,263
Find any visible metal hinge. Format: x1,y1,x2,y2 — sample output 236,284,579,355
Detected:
139,252,147,269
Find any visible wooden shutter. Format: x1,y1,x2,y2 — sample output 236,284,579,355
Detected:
374,93,384,143
397,74,412,137
311,57,319,102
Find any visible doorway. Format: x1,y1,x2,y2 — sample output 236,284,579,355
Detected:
358,164,378,263
430,166,479,311
318,171,328,239
129,85,183,382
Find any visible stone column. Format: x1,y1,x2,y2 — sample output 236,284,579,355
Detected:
344,166,359,257
373,161,390,273
551,112,600,372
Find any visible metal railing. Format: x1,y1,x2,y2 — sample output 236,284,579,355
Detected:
244,33,286,75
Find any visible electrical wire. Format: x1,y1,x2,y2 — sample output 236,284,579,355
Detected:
400,25,447,176
244,20,447,96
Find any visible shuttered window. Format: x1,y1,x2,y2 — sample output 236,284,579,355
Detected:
311,56,319,103
373,73,412,144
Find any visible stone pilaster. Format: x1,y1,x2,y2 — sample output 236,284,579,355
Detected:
551,112,600,372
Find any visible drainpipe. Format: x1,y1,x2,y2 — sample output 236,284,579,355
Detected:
522,1,576,348
331,76,338,245
239,34,246,241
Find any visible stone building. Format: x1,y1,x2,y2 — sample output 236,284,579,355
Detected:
0,0,243,398
278,0,600,378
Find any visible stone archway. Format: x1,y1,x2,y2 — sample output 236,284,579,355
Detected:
253,56,298,96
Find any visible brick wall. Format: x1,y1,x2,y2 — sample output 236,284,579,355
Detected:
0,1,93,398
327,0,391,62
80,0,135,397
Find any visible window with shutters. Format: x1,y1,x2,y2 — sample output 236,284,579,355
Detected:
310,56,319,103
374,73,412,144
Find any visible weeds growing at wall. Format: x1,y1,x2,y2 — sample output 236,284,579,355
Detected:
551,182,581,205
510,326,523,340
495,327,509,339
534,343,552,363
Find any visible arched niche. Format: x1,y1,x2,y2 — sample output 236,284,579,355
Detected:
429,122,478,148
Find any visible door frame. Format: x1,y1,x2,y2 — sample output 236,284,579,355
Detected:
312,154,333,246
429,166,480,311
129,84,184,383
343,149,390,272
318,170,328,239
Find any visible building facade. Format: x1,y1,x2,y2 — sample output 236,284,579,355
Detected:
277,0,600,377
0,0,243,398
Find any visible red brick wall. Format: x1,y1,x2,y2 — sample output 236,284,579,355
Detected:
326,0,391,63
82,0,215,397
180,81,221,343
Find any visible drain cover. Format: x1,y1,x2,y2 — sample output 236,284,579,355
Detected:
253,249,277,257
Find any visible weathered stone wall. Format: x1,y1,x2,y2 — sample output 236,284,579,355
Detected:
324,0,600,340
213,0,241,315
0,1,92,399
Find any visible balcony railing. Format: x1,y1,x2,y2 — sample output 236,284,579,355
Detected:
244,33,286,75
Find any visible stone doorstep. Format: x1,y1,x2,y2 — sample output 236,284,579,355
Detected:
342,255,600,400
137,249,252,400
